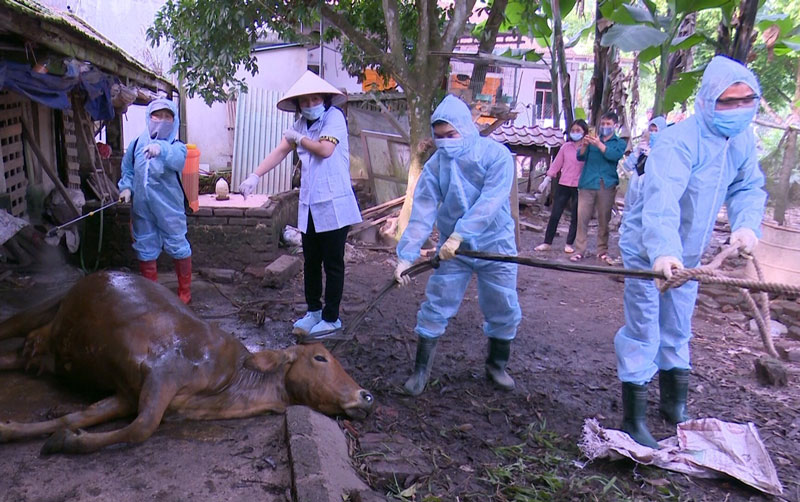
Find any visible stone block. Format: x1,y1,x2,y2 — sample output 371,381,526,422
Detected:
776,343,800,362
245,207,271,218
285,406,370,502
213,208,245,218
262,254,303,288
748,319,787,337
227,217,259,226
716,294,742,307
358,432,433,491
788,325,800,342
754,356,788,387
198,268,238,284
194,217,228,226
192,207,213,217
782,301,800,318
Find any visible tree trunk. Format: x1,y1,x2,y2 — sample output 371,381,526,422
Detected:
396,90,435,238
730,0,759,63
549,52,561,127
552,0,573,129
629,56,639,131
469,0,508,100
773,59,800,225
774,130,798,225
589,2,610,126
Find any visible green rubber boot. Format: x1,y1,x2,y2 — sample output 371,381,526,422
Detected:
621,382,660,449
403,336,438,396
485,338,515,391
659,368,690,424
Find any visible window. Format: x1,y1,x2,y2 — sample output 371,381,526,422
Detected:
534,81,553,120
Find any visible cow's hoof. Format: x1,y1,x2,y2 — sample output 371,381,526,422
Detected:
40,429,74,455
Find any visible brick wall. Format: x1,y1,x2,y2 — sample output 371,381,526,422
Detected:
86,191,299,271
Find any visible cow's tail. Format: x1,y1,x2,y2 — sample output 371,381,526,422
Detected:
0,294,63,341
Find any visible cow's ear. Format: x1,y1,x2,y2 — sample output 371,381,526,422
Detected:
244,349,298,373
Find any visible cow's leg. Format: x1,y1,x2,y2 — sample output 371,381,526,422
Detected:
41,379,177,454
0,395,132,443
0,296,61,341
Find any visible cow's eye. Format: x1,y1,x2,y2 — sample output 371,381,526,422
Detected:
314,355,328,363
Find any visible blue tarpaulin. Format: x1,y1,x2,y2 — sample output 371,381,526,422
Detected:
0,60,115,120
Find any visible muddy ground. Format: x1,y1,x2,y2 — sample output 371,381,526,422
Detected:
1,202,799,502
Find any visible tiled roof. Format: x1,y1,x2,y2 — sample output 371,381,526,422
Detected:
490,123,565,149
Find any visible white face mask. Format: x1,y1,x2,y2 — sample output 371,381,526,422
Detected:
300,103,325,121
569,132,584,141
434,138,465,158
148,118,173,140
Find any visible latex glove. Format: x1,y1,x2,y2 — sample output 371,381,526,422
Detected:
283,129,306,145
439,233,463,261
239,173,260,200
394,259,413,287
653,255,683,289
143,143,161,159
537,176,552,194
730,227,758,254
119,189,131,204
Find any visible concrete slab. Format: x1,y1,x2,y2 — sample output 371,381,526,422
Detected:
199,193,269,209
285,406,379,502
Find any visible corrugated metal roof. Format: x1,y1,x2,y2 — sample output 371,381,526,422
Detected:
231,88,294,195
490,123,565,149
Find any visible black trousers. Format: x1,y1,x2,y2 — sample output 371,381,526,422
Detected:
543,185,578,245
301,211,349,322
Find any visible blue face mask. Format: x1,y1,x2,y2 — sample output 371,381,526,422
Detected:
712,106,756,138
599,126,614,137
648,131,659,147
434,138,465,158
148,118,173,140
569,132,584,142
301,103,326,121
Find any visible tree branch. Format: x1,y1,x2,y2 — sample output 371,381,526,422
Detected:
414,0,431,70
320,4,410,88
382,0,410,78
442,0,476,51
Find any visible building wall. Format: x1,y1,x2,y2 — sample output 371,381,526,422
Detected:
185,47,308,171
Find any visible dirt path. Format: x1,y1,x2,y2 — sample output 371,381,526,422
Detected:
1,219,798,501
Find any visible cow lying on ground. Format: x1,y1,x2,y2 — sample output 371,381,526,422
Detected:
0,271,373,454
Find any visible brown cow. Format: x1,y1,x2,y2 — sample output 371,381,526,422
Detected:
0,271,373,454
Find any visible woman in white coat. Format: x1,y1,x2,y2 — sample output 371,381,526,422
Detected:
239,71,362,337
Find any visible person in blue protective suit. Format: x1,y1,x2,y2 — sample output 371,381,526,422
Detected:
393,94,522,395
621,116,668,209
238,71,361,338
614,55,766,448
118,98,191,303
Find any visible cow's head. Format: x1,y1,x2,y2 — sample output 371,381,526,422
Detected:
246,343,374,419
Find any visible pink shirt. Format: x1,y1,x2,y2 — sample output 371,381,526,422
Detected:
546,141,584,187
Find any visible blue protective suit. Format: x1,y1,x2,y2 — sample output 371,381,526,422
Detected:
623,116,668,207
615,56,767,384
397,95,521,340
118,99,190,261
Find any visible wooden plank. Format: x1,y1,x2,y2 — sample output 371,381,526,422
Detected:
360,195,405,218
21,120,80,218
0,122,22,139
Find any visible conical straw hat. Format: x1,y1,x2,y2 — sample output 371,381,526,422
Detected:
277,71,347,112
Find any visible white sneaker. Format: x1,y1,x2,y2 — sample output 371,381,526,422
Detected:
292,310,322,335
308,319,342,338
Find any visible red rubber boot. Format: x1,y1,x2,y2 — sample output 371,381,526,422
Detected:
174,257,192,304
139,260,158,282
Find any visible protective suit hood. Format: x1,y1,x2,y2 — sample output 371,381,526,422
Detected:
648,116,667,132
695,56,760,137
145,98,180,143
431,95,479,141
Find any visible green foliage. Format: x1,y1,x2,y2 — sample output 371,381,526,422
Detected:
663,68,705,115
148,0,439,104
